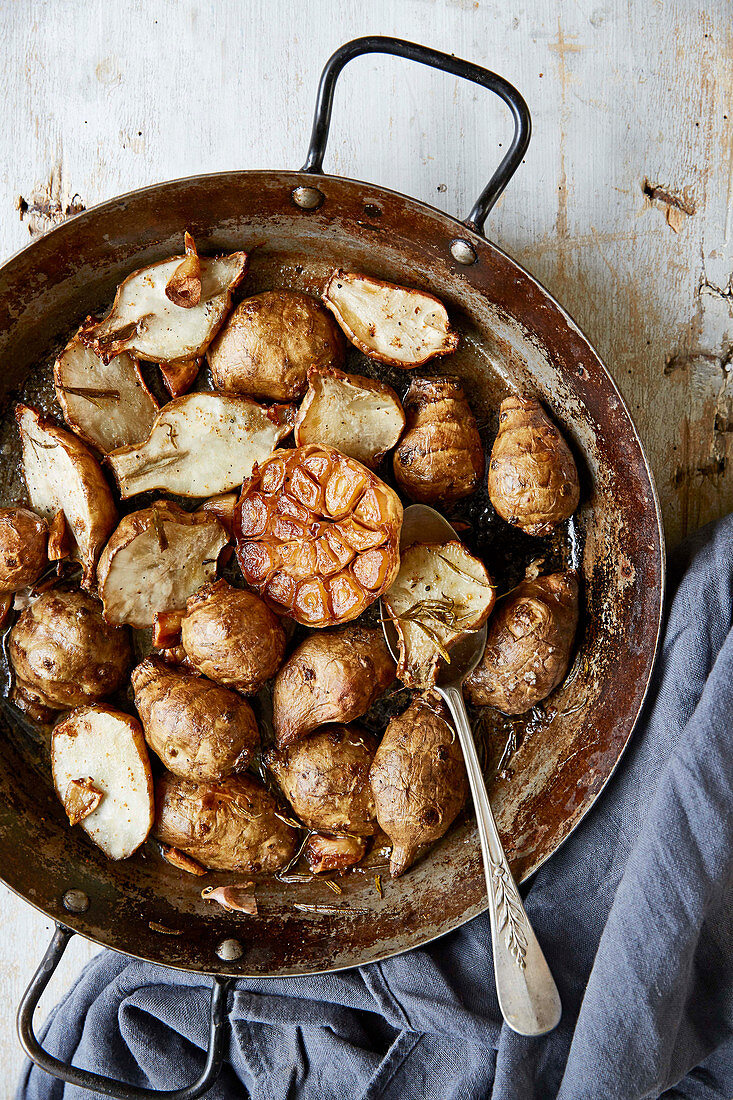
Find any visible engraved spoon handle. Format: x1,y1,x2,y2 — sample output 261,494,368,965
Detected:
437,683,562,1036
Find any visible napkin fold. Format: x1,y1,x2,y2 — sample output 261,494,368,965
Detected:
18,515,733,1100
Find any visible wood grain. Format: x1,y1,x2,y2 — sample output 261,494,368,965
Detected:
1,0,731,1085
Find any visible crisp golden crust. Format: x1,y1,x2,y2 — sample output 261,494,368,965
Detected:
369,699,468,877
9,588,131,713
465,572,579,713
132,656,259,781
208,290,344,401
393,376,484,503
153,771,298,873
180,578,286,694
268,724,379,836
0,507,47,592
488,395,580,536
272,625,395,747
235,444,403,627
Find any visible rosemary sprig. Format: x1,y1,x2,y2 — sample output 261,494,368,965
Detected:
294,903,369,916
59,385,121,407
324,879,343,895
434,552,494,589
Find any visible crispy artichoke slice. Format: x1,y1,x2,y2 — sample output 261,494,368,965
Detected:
382,540,495,688
322,271,458,367
80,248,248,362
97,502,228,628
107,393,294,499
54,334,159,454
16,404,117,587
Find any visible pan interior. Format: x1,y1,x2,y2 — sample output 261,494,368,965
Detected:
0,171,663,976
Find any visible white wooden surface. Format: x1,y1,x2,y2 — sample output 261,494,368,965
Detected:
1,0,731,1087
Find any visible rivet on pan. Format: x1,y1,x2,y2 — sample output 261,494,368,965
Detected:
292,186,324,211
215,937,243,962
450,238,477,266
62,889,89,914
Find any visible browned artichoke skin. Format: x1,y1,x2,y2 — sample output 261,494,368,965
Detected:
0,507,47,592
305,832,367,874
153,771,297,873
132,656,259,781
272,625,395,747
487,395,580,536
393,376,484,504
268,723,378,835
465,571,579,713
180,578,286,694
207,290,345,401
9,588,131,712
369,699,468,877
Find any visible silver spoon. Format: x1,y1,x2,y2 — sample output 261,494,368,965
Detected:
380,503,561,1036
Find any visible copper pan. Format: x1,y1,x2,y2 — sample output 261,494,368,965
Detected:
3,38,663,1099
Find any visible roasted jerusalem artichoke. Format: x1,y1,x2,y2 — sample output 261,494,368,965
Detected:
268,724,378,836
370,699,468,876
0,507,47,592
9,588,131,718
208,290,344,401
180,578,286,694
272,625,395,747
304,833,368,874
132,657,259,782
154,771,298,873
393,376,484,504
487,395,580,536
465,571,579,713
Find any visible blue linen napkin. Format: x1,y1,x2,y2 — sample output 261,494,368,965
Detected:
17,515,733,1100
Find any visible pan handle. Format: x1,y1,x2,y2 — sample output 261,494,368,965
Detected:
301,35,531,236
17,923,232,1100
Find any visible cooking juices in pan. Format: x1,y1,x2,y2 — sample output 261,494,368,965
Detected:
0,259,582,876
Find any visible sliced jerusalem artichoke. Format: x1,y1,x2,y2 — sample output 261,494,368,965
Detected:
293,366,405,468
383,540,495,688
132,656,259,782
97,501,228,629
272,625,395,748
370,699,468,876
0,507,47,592
304,833,368,874
54,334,158,454
154,771,298,873
322,271,458,368
80,246,248,362
52,705,154,860
16,405,117,587
106,392,294,499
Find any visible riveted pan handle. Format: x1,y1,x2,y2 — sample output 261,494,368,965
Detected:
302,35,531,236
18,924,232,1099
